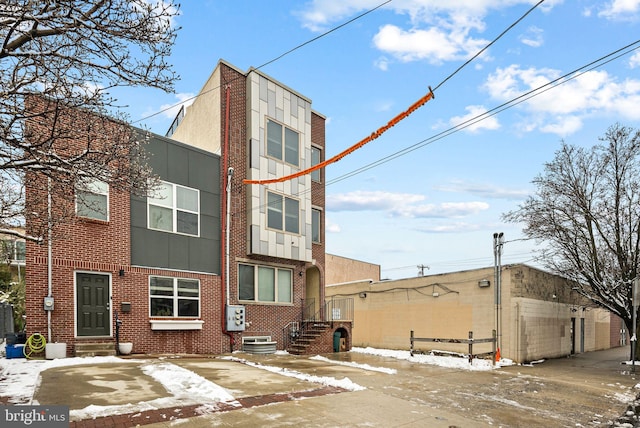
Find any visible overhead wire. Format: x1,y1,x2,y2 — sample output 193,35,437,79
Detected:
243,0,546,185
325,39,640,187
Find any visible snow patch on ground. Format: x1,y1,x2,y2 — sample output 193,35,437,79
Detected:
351,346,513,371
310,355,397,374
222,355,366,391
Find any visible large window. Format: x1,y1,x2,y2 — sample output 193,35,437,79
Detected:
76,179,109,221
311,146,321,182
267,119,299,167
312,208,321,243
238,264,292,303
148,181,199,236
149,276,200,317
267,192,299,234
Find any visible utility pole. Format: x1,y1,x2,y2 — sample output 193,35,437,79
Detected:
493,232,504,353
417,264,429,276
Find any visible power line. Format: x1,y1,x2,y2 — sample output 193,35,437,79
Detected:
234,39,640,218
325,39,640,187
133,0,393,124
243,0,545,185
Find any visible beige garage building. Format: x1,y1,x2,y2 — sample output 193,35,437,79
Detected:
325,262,624,363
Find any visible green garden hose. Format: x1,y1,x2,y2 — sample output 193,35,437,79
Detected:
24,333,46,359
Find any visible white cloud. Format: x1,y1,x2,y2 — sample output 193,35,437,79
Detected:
434,180,530,200
374,56,390,71
449,105,500,133
630,52,640,68
372,24,488,65
297,1,560,65
482,65,640,135
519,26,544,47
155,92,195,120
326,218,341,233
327,190,425,211
326,190,488,219
598,0,640,19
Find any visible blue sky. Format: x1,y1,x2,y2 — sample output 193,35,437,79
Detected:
117,0,640,279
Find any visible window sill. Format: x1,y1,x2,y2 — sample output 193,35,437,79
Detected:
149,319,204,330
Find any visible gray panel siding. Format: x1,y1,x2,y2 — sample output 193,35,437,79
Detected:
131,134,221,274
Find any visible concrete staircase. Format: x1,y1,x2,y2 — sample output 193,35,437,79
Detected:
74,342,117,357
287,322,329,355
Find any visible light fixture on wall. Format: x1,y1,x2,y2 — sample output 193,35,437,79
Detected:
359,292,367,298
478,279,490,288
119,268,125,277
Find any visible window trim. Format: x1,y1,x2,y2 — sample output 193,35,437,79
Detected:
76,179,109,221
148,180,200,237
149,275,201,318
266,191,300,234
266,118,300,167
238,263,293,304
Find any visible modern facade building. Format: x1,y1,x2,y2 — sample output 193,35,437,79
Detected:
24,60,347,356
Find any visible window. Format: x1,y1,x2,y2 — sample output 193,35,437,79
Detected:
267,192,299,233
311,146,321,182
76,179,109,221
267,119,299,167
312,208,321,243
238,264,292,303
1,239,25,262
148,181,199,236
149,276,200,317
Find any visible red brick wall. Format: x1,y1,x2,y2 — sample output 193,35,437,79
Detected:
220,64,326,352
24,98,225,355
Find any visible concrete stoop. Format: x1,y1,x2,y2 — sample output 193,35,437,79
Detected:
74,342,117,357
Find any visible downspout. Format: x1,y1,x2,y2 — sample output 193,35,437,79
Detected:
220,85,234,352
47,176,52,343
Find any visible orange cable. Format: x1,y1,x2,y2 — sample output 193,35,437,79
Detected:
243,86,435,185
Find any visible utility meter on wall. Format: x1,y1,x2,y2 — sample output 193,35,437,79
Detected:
225,305,245,332
43,296,54,311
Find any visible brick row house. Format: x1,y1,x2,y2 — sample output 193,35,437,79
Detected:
25,60,351,356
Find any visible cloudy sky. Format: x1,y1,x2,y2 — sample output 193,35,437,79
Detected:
118,0,640,279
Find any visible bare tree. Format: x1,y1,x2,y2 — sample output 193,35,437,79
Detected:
504,123,640,355
0,0,180,241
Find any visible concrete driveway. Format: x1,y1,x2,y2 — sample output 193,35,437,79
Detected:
33,346,638,427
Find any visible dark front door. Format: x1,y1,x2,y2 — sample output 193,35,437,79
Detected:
76,273,110,337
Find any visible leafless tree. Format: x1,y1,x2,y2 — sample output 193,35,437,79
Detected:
0,0,180,241
504,123,640,355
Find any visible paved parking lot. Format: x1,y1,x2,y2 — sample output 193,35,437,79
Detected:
31,346,639,427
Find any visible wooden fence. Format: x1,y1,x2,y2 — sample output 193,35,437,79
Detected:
410,330,497,364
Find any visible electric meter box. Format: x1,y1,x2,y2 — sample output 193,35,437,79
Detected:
226,305,246,331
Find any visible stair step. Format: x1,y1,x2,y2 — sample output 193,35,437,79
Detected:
75,342,117,357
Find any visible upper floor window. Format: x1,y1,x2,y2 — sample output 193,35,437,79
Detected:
311,146,321,182
148,181,199,236
238,263,292,304
267,119,299,167
149,276,200,317
312,208,321,243
76,179,109,221
267,191,299,234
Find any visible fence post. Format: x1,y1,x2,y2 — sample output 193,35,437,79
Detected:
492,329,497,366
468,331,473,363
410,330,414,356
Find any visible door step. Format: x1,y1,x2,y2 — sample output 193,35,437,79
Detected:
74,342,117,357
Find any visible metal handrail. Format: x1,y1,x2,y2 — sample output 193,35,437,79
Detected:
284,297,354,350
